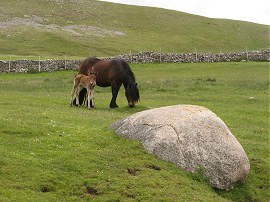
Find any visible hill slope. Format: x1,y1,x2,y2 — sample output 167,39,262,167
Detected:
0,0,269,57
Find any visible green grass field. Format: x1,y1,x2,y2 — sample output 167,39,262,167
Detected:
0,62,269,201
0,0,269,58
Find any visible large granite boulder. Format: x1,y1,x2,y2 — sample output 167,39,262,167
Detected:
110,105,250,189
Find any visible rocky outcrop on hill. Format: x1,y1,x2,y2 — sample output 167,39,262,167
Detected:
110,105,250,189
0,15,125,38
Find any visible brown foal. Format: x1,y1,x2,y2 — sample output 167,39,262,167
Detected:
70,72,97,109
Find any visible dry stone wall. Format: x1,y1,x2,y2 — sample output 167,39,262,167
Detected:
117,49,269,63
0,49,269,73
0,59,81,73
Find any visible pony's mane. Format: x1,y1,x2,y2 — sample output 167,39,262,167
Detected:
120,59,140,102
121,59,136,82
79,57,101,75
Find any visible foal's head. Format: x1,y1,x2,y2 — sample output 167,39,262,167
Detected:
88,71,98,89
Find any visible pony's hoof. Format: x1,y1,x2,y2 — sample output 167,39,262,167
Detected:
110,104,119,108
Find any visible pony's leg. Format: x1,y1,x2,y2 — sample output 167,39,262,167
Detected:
110,83,121,108
82,89,86,106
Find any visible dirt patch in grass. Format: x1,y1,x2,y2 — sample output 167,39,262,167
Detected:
145,164,161,171
127,168,141,176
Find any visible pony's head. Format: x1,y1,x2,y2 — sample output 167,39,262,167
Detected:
125,82,140,107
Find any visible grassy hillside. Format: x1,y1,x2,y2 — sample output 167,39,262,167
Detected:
0,62,269,201
0,0,269,57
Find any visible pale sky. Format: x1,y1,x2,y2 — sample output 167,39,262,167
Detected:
99,0,270,25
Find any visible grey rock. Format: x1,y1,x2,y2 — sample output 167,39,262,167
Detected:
110,105,250,189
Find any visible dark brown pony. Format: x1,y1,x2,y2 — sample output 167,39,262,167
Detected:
76,57,140,108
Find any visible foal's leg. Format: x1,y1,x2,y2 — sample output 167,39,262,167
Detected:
76,86,83,106
87,89,91,109
75,91,80,106
90,89,95,108
70,86,76,106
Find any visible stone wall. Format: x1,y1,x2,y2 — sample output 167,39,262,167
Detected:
117,49,269,63
0,59,81,73
0,49,269,73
